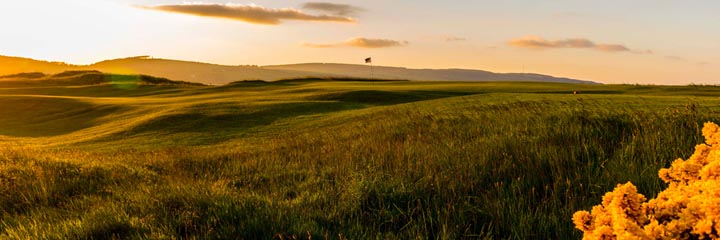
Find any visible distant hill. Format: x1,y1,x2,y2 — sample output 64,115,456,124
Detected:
87,56,327,85
265,63,595,84
0,55,77,74
0,55,599,85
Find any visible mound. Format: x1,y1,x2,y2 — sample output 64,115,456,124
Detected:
0,71,204,87
51,70,103,78
0,72,46,79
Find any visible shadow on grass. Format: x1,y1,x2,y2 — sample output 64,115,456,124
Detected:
123,102,364,137
127,90,477,138
92,89,479,145
217,78,407,90
310,90,479,105
276,77,408,83
530,90,625,95
0,97,125,137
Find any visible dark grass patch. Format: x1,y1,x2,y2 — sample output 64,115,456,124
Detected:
51,71,103,78
275,78,408,84
122,101,365,138
0,72,202,88
216,80,293,89
531,90,625,94
0,72,46,79
310,90,478,105
0,97,126,137
0,161,136,215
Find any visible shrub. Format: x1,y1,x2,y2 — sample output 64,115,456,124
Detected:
573,122,720,239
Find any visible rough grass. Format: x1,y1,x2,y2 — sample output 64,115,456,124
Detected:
1,77,720,239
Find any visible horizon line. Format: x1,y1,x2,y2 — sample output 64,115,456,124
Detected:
0,53,576,78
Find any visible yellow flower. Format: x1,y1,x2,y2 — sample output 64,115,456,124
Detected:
574,211,593,232
692,219,713,236
574,122,720,239
703,122,720,145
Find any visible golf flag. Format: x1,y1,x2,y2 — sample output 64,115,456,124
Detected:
365,57,372,64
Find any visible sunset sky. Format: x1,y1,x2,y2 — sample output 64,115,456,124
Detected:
1,0,718,84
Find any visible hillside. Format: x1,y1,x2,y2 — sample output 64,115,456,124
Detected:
2,75,720,238
0,55,76,74
87,56,329,85
0,55,598,85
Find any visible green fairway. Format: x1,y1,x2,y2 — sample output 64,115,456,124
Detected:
1,73,720,239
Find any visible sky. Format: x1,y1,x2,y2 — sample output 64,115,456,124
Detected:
0,0,718,84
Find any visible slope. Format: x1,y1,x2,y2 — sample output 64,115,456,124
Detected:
2,77,720,239
87,56,334,85
265,63,597,84
0,55,76,75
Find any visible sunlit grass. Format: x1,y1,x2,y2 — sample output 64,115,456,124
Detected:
2,75,720,238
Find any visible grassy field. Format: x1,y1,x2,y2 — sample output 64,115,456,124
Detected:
1,71,720,239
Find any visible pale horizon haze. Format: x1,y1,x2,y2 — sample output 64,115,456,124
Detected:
1,0,718,84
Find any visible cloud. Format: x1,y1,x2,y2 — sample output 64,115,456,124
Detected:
421,35,468,42
303,37,409,48
302,2,364,16
665,55,686,61
346,38,408,48
138,3,356,25
666,56,710,66
445,36,468,42
595,44,630,52
508,35,645,53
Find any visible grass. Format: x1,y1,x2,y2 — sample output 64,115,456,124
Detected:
1,73,720,239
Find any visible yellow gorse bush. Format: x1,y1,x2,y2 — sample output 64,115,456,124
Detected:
574,122,720,240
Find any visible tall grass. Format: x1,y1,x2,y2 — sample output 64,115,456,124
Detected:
2,81,720,238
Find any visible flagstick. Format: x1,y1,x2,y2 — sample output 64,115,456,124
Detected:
365,57,374,79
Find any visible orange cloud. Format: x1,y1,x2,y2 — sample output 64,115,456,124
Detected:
303,37,409,48
302,2,364,16
138,3,356,25
595,44,630,52
508,35,643,53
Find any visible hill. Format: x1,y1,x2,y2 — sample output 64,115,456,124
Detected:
265,63,595,84
0,55,598,85
87,56,327,85
0,55,76,74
